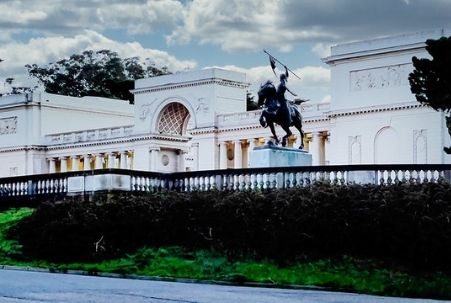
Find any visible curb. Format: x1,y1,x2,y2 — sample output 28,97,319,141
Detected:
0,264,327,291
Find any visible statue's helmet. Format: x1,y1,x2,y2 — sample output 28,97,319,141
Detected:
280,73,287,81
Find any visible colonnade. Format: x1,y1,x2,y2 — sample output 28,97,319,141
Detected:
219,131,329,169
47,150,131,173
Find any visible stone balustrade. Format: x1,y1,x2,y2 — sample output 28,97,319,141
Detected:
45,125,134,145
0,164,449,200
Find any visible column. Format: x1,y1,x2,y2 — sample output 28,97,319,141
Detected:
247,138,256,168
178,150,187,172
149,147,159,171
95,153,104,169
83,154,91,171
324,132,330,165
107,152,116,169
120,151,128,169
60,156,68,173
248,138,256,151
234,140,243,169
219,141,228,169
311,132,322,166
48,158,56,173
71,155,79,172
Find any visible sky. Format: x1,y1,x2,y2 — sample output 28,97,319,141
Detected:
1,0,451,102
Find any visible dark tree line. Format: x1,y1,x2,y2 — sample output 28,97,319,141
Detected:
26,50,170,103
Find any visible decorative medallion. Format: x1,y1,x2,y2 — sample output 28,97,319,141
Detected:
161,154,170,166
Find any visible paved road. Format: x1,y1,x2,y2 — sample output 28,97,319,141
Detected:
0,269,448,303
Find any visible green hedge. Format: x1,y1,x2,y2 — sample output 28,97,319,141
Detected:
10,182,451,271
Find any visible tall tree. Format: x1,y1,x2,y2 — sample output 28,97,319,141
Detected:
409,37,451,154
26,50,170,103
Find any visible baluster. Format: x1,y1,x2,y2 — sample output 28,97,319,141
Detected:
335,171,340,184
146,177,152,192
210,175,215,190
400,170,406,183
242,174,248,190
417,170,422,183
393,170,400,184
430,170,437,183
18,182,23,196
232,174,238,190
141,177,147,192
272,173,278,188
244,174,249,190
11,183,17,196
284,172,291,188
254,173,261,190
386,170,393,185
408,170,416,184
203,176,208,191
192,176,197,191
379,170,385,185
261,173,267,189
36,180,41,194
130,176,135,191
421,170,428,183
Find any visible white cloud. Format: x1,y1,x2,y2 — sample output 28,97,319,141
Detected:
0,9,47,24
96,0,184,34
166,0,328,52
205,64,330,102
0,30,196,87
311,43,331,58
166,0,451,52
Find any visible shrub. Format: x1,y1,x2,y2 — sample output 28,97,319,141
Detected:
9,182,451,272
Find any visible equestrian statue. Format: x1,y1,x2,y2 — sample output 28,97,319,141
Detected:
258,51,307,149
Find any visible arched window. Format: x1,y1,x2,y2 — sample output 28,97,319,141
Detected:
157,102,190,135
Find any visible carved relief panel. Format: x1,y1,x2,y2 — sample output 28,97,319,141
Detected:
0,116,18,135
350,63,411,91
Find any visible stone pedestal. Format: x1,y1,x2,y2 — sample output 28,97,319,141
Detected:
249,144,312,168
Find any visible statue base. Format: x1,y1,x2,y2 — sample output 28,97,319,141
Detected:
249,144,312,168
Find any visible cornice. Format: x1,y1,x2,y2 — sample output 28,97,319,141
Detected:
328,102,427,118
323,43,424,65
132,78,250,95
0,145,47,153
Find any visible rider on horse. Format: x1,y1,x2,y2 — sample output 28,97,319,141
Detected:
276,66,297,126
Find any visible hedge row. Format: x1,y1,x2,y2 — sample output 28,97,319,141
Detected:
10,182,451,271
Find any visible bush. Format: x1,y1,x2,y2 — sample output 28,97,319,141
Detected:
9,183,451,272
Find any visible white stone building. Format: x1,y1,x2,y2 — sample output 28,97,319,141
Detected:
0,29,450,178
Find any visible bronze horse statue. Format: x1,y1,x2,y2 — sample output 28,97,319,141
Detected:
258,80,305,149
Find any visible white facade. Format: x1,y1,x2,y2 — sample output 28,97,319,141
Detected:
0,30,450,178
324,28,451,165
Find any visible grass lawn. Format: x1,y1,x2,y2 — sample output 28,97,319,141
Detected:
1,208,450,299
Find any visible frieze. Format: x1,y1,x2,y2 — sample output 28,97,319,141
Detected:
0,116,17,135
350,63,411,91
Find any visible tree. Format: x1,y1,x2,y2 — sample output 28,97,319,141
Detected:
26,50,170,103
246,91,259,111
409,37,451,154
